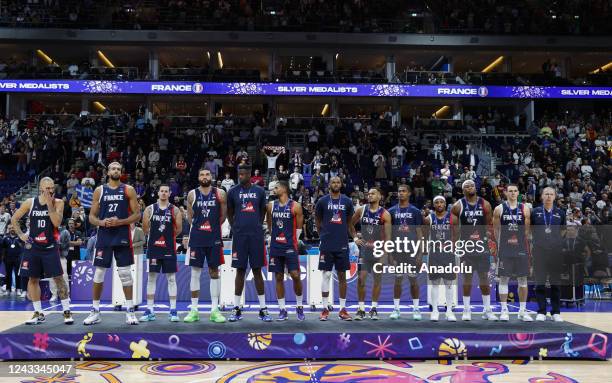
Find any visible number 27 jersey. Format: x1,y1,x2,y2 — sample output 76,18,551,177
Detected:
97,184,131,247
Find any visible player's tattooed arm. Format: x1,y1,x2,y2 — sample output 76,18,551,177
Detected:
142,205,152,235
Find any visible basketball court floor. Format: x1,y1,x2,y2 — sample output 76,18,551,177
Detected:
0,298,610,382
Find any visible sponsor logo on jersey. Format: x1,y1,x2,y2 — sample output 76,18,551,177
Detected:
96,250,104,259
275,233,287,244
154,236,166,247
241,201,255,212
198,221,212,231
34,232,48,244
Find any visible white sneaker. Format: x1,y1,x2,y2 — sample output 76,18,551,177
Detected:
552,314,564,322
25,312,45,325
519,311,534,322
500,310,510,321
126,310,139,325
536,313,547,322
19,291,26,299
412,309,422,321
430,311,439,322
446,311,457,322
83,309,101,325
483,311,498,321
462,310,471,321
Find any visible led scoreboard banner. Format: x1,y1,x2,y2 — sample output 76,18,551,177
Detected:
0,80,611,98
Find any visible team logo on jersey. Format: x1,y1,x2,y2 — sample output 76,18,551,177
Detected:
469,231,481,240
198,221,212,232
398,225,410,232
21,260,28,270
34,232,48,244
275,233,287,244
269,257,275,266
154,236,166,247
241,202,255,212
96,251,104,259
232,251,238,260
276,219,284,229
190,251,196,259
330,213,342,224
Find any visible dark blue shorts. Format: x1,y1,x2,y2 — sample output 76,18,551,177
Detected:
497,256,530,278
148,258,178,274
187,246,224,269
268,247,300,273
19,246,63,279
318,249,350,272
94,246,134,268
231,233,267,270
461,254,491,274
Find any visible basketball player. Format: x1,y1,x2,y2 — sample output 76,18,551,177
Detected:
84,162,141,325
139,184,182,322
352,187,391,320
531,187,566,322
316,176,355,321
493,184,533,321
12,177,73,325
227,164,271,322
388,184,424,320
424,196,456,322
265,181,305,321
451,180,498,321
183,169,227,324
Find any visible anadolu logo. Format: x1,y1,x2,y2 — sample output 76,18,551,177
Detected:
192,83,204,94
478,86,489,97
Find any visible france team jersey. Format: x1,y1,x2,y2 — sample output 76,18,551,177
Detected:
189,187,223,247
388,204,422,241
97,184,131,247
147,203,176,259
498,202,528,258
270,200,298,251
315,194,354,252
28,197,59,250
227,184,266,235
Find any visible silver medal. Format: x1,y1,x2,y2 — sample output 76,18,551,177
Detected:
545,227,552,234
276,219,284,229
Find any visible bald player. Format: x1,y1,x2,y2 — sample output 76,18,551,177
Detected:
493,184,532,321
352,187,391,321
451,180,498,321
12,177,73,325
84,162,141,326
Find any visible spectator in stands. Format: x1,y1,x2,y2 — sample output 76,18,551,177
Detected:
0,204,11,238
2,225,25,298
289,167,303,195
221,172,235,192
251,169,264,187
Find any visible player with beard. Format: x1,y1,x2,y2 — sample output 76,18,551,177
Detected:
450,180,498,321
227,164,271,322
12,177,73,325
424,196,456,322
493,184,533,322
84,162,141,325
387,184,424,320
139,184,183,322
183,169,227,324
265,181,305,321
352,187,391,321
316,176,356,321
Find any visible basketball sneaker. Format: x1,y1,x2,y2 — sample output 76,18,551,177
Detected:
277,309,288,321
319,307,330,321
259,308,272,322
63,310,74,325
389,309,401,320
446,310,457,322
535,313,547,322
327,304,334,312
139,309,156,322
499,309,510,321
430,311,440,322
354,309,366,321
126,308,139,325
210,308,226,323
552,314,564,322
519,311,533,322
461,309,472,321
228,307,242,322
368,307,379,320
296,306,305,321
83,309,101,325
483,311,498,321
338,308,352,321
169,310,180,322
183,309,200,323
412,308,422,321
25,312,45,325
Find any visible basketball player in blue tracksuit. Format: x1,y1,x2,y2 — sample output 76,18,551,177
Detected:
183,168,227,324
493,184,533,322
266,181,305,321
531,187,566,322
316,176,356,321
12,177,73,325
227,164,271,322
84,162,142,326
352,187,391,321
424,196,457,322
388,184,424,320
450,180,498,321
139,184,182,323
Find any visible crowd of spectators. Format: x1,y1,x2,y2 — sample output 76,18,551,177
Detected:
1,1,609,34
0,106,610,300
